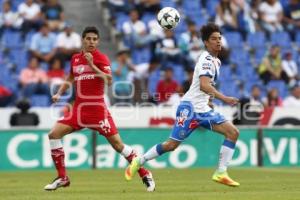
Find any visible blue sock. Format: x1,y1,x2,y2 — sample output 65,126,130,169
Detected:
156,143,165,155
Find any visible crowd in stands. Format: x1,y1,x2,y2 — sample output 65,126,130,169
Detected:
1,0,300,125
0,0,81,107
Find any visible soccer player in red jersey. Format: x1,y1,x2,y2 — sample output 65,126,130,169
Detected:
44,26,155,192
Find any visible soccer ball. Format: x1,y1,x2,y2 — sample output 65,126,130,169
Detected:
157,7,180,30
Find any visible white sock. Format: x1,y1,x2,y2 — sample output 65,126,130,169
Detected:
140,144,164,165
49,139,63,150
217,139,236,173
121,144,133,157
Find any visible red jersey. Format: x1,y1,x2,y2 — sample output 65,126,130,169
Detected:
70,49,111,103
58,49,117,137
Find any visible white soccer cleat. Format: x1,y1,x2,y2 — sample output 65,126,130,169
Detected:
44,176,70,191
142,172,155,192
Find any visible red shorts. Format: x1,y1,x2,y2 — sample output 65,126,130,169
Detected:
58,104,118,137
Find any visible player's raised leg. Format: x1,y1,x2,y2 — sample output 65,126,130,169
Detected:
44,122,73,191
212,121,240,187
106,134,156,192
125,139,180,181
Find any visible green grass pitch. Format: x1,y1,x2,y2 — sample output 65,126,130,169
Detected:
0,168,299,200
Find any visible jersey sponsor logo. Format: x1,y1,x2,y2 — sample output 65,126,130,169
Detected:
99,119,111,134
177,108,189,127
75,65,85,74
74,74,95,81
202,62,212,70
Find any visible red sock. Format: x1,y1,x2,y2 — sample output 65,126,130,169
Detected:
51,147,66,178
125,151,149,178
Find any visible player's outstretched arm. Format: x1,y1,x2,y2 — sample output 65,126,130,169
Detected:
52,74,74,103
199,76,239,106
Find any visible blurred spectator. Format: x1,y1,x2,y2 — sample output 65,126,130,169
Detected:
128,57,160,103
122,9,154,48
282,51,299,85
219,35,231,65
258,0,283,34
178,20,203,68
0,1,23,39
263,88,283,107
0,84,14,107
155,29,182,68
10,98,39,126
283,0,300,39
182,68,194,93
55,22,81,67
111,49,134,103
18,0,42,39
215,0,239,32
258,45,288,84
283,82,300,106
47,58,65,93
19,57,50,98
107,0,132,20
233,85,264,125
155,67,179,103
41,0,64,31
30,23,57,64
136,0,161,15
165,85,184,106
233,0,257,35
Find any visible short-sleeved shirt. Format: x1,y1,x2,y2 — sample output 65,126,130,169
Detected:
30,32,57,54
41,4,63,20
181,50,221,113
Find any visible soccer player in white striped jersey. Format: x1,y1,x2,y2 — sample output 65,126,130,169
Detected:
125,23,240,187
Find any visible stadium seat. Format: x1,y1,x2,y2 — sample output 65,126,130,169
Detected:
247,32,266,49
148,69,161,96
31,95,50,107
270,31,291,48
1,30,23,48
223,32,243,49
160,0,177,8
230,49,250,65
267,80,288,98
206,0,219,18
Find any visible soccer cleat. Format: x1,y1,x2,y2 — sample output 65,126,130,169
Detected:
125,157,141,181
44,176,70,191
212,171,240,187
142,172,155,192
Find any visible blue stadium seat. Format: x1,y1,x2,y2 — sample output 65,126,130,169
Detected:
160,0,177,8
1,30,23,48
230,49,250,65
116,14,129,32
172,65,185,84
270,31,291,48
148,69,161,95
247,32,266,49
131,47,151,64
206,0,219,18
31,95,50,107
142,13,156,25
255,47,267,63
223,32,243,49
182,0,201,12
267,80,288,98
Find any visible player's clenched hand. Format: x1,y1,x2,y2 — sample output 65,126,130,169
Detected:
52,94,61,103
223,96,239,106
84,52,93,65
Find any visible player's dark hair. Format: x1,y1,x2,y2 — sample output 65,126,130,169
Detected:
200,23,221,42
82,26,99,38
